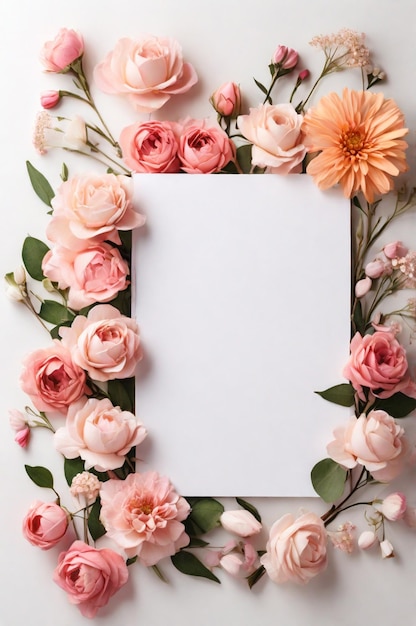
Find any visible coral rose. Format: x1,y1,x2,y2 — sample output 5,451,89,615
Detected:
94,35,198,112
343,329,416,401
177,118,235,173
53,540,128,618
119,120,181,173
261,512,327,584
20,340,89,415
99,471,190,566
327,410,410,481
59,304,143,382
54,397,147,471
237,103,306,174
23,501,68,550
40,28,84,72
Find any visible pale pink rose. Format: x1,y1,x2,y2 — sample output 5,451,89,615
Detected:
384,241,408,260
53,540,128,618
272,45,299,70
327,411,409,481
237,104,306,174
219,541,259,577
358,530,378,550
377,492,407,521
220,510,262,537
54,397,147,471
99,471,190,566
20,340,89,415
365,259,387,279
261,512,327,584
355,276,372,298
59,305,143,382
23,501,68,549
94,35,198,112
15,426,30,448
40,90,61,109
46,173,145,250
42,242,130,310
343,329,416,400
176,118,235,173
40,28,84,72
119,120,180,173
210,82,241,118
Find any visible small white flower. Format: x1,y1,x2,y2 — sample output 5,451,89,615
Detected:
358,530,378,550
380,539,394,559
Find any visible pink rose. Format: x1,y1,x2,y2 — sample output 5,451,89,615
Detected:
237,104,306,174
23,501,68,550
59,304,143,382
119,120,181,173
261,512,327,584
20,340,89,415
40,28,84,72
377,492,407,521
210,82,241,118
53,540,128,618
46,173,145,250
54,397,147,471
384,241,408,260
327,410,409,481
99,471,190,566
177,118,235,173
42,242,130,310
40,90,61,109
272,45,299,70
343,329,416,400
94,35,198,112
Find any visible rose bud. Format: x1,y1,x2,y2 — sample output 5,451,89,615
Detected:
383,241,408,260
40,28,84,72
380,539,394,558
355,276,372,298
15,426,30,448
298,69,310,81
23,501,69,549
358,530,378,550
210,82,241,118
220,510,262,537
41,90,61,109
272,45,298,70
365,259,386,279
378,492,407,521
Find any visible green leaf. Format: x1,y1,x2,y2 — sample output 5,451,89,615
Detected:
39,300,75,325
247,564,266,589
352,195,362,210
315,383,355,407
25,465,54,490
26,161,55,207
61,163,69,182
22,236,50,281
88,497,106,541
171,551,220,583
107,378,135,412
186,537,209,548
311,458,347,503
374,393,416,418
185,498,224,535
253,78,269,99
236,144,253,174
64,457,85,486
126,556,138,566
353,299,366,336
235,497,262,523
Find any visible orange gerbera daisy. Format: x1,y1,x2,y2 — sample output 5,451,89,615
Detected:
302,88,408,202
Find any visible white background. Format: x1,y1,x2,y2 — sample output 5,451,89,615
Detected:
0,1,416,625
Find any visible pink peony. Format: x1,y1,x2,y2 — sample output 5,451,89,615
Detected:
176,118,235,173
94,35,198,112
59,304,143,382
119,120,181,173
40,28,84,72
237,103,306,174
42,242,130,310
53,540,128,618
99,471,190,566
23,501,68,549
54,397,147,471
20,340,89,415
210,82,241,118
261,512,327,584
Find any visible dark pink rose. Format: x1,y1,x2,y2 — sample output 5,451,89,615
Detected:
40,28,84,72
119,120,181,173
23,501,68,549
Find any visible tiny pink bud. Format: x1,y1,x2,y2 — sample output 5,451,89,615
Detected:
15,426,30,448
220,510,262,537
355,276,372,298
383,241,408,260
380,539,394,558
358,530,378,550
379,492,407,521
272,45,298,70
9,409,27,431
298,69,310,81
365,259,386,279
210,82,241,118
40,90,61,109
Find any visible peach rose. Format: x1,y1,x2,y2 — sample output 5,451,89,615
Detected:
177,118,235,173
59,304,143,382
46,173,145,250
343,329,416,401
94,35,198,112
42,242,130,310
40,28,84,72
23,501,68,550
119,120,181,173
237,103,306,174
20,340,89,415
54,397,147,471
53,540,128,618
99,471,190,566
261,512,327,584
327,410,410,481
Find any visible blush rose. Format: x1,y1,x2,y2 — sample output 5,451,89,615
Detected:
23,501,68,550
53,540,128,618
177,118,235,173
210,82,241,118
59,304,143,382
119,120,181,173
261,512,327,584
40,28,84,72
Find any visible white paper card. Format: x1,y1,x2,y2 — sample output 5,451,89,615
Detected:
133,174,350,496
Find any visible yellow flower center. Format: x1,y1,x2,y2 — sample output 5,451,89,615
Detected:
340,127,365,158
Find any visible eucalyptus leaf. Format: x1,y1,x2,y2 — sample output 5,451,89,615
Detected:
235,497,262,523
26,161,55,207
311,458,347,503
185,497,224,535
314,383,355,407
88,498,106,541
25,465,54,490
64,457,85,486
39,300,75,325
22,236,50,281
374,393,416,418
171,551,220,583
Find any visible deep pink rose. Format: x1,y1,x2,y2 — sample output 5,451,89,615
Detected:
59,304,143,382
94,35,198,112
54,397,147,471
272,45,299,69
53,540,128,618
119,120,181,173
343,329,416,401
20,340,89,415
40,28,84,72
40,90,61,109
261,512,327,584
177,118,235,173
42,242,130,310
99,471,190,566
46,173,145,250
210,82,241,118
23,501,68,550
